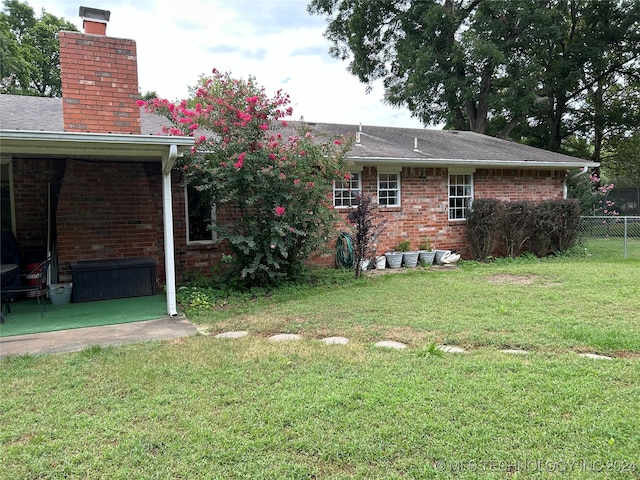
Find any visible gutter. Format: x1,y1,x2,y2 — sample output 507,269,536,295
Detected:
563,166,589,199
349,156,599,170
162,145,179,317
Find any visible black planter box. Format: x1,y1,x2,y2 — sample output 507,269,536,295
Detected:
71,257,155,302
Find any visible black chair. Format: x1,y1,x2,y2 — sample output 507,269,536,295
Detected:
1,257,51,317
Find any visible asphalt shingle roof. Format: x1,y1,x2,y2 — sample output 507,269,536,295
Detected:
1,94,594,168
302,122,591,166
0,94,164,136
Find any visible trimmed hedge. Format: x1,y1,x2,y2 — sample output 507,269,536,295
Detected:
466,198,581,260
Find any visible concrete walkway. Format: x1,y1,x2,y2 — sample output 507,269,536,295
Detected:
0,316,199,358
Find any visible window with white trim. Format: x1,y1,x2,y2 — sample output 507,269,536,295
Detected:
448,173,473,220
378,172,400,207
185,185,216,244
333,172,361,207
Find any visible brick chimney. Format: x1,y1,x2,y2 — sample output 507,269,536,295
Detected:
59,6,141,134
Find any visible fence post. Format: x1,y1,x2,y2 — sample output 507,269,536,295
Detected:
624,216,628,259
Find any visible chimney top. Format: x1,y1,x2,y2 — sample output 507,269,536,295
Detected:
79,6,110,35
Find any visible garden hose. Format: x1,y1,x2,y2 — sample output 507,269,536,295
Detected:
335,231,355,268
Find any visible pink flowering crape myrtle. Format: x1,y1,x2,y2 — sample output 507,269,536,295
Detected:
140,69,353,286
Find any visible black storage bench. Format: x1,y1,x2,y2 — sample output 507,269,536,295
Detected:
71,257,156,302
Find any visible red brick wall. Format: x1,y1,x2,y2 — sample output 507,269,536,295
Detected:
10,158,65,266
59,31,141,134
318,166,565,265
55,160,162,283
11,158,566,284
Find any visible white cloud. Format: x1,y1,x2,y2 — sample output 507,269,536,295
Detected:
24,0,426,128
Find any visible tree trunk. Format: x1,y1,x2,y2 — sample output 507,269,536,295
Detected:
592,80,604,164
549,94,566,152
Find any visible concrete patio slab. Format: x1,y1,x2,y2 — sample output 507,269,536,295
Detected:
0,316,199,358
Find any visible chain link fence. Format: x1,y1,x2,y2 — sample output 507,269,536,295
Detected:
578,216,640,259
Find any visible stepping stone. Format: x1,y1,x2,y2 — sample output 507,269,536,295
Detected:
375,340,407,350
268,333,302,342
321,336,349,345
578,353,613,360
501,349,530,355
437,345,466,354
214,331,248,339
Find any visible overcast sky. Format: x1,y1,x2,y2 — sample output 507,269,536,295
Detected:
25,0,426,128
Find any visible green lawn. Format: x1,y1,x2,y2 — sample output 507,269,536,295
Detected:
580,236,640,260
1,258,639,479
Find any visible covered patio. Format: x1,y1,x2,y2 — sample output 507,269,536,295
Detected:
0,293,173,338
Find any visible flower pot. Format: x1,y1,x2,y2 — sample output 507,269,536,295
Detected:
434,250,450,265
49,283,73,305
402,251,419,268
385,252,403,269
418,250,435,265
375,256,386,270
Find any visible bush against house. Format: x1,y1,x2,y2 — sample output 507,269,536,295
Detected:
140,69,352,286
466,198,581,260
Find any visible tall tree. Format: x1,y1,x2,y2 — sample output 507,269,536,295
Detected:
308,0,640,160
0,0,77,97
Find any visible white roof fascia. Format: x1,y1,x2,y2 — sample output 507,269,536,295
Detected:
348,156,599,169
0,129,194,159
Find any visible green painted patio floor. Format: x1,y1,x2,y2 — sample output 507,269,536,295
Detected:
0,294,170,338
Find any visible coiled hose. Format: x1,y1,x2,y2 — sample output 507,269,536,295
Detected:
335,231,355,268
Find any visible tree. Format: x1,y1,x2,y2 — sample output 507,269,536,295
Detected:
602,133,640,187
308,0,640,160
347,194,386,279
0,0,77,96
140,69,352,287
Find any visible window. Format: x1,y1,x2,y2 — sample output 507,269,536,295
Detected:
378,172,400,207
185,185,216,244
333,171,361,207
449,173,473,220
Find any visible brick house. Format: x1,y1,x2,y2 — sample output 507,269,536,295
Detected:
305,122,598,258
0,8,597,316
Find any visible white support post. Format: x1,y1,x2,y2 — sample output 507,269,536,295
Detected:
162,145,178,316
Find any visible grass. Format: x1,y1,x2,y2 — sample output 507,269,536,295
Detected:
189,258,640,356
579,236,640,260
1,258,639,479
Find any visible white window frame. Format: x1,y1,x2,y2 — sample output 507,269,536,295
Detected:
448,172,474,221
377,169,401,207
185,184,216,245
333,170,362,208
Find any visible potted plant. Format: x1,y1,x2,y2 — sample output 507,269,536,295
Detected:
434,249,451,265
400,241,420,268
418,238,436,265
384,241,406,269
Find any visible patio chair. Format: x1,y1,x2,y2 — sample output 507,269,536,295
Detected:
1,257,51,317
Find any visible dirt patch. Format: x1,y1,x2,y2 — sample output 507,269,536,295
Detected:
486,273,539,285
366,265,458,276
613,350,640,359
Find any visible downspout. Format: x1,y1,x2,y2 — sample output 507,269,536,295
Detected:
563,166,589,199
162,144,179,316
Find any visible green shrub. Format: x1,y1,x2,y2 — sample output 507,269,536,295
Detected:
466,198,504,261
502,201,534,258
466,198,581,260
